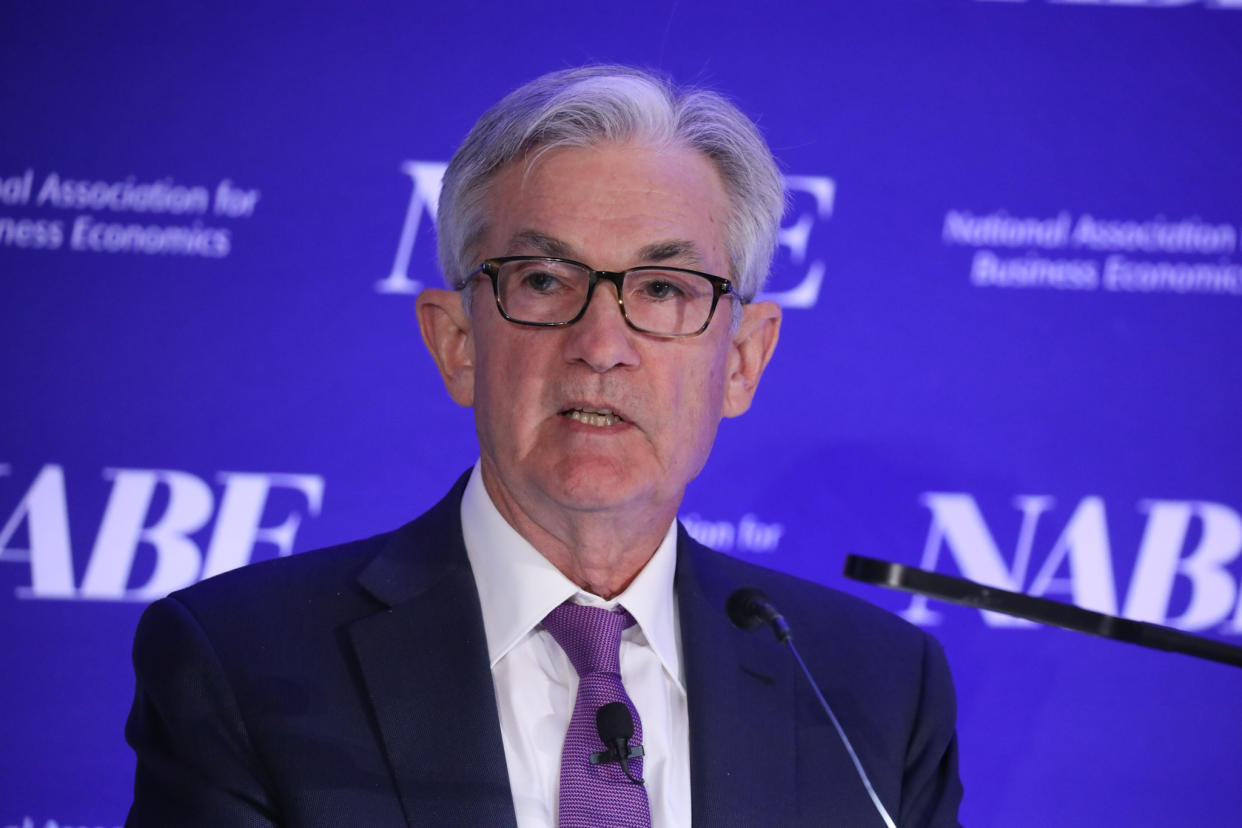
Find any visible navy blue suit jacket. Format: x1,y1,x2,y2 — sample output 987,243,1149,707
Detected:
127,474,962,826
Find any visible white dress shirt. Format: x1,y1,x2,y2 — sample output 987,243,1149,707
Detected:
460,463,692,827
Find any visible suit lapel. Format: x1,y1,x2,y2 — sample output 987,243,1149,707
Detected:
349,477,518,827
345,482,812,826
677,530,799,826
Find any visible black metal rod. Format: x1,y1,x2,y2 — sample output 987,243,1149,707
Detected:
844,555,1242,669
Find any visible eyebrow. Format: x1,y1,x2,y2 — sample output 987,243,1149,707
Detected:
636,240,705,268
505,230,706,269
506,230,574,258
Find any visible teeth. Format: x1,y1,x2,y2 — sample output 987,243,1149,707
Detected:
565,408,621,427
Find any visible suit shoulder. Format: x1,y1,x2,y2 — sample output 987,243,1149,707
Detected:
131,523,419,684
169,527,394,613
168,470,471,615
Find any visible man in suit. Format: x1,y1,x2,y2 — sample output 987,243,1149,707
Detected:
126,66,963,826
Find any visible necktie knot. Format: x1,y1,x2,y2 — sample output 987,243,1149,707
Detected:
542,601,635,676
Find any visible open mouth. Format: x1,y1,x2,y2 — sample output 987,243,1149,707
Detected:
560,407,624,427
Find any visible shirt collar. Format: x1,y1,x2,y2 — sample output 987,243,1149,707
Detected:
460,461,683,691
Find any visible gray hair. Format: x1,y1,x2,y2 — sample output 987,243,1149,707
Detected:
436,65,785,302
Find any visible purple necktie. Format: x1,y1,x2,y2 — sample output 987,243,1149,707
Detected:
542,601,653,828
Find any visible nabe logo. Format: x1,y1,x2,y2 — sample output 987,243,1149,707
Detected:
905,493,1242,634
0,463,324,601
376,161,834,310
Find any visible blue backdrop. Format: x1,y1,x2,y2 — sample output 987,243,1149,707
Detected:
3,2,1240,825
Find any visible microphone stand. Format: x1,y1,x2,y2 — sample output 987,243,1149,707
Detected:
844,555,1242,669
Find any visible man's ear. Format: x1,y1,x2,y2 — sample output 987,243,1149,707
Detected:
722,300,781,418
416,288,475,407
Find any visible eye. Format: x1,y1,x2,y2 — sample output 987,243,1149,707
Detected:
521,269,561,293
642,279,685,300
508,261,579,295
630,270,702,302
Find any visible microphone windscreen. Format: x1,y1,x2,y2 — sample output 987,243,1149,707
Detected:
726,586,770,631
595,701,634,742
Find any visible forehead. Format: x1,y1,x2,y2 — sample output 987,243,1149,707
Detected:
479,140,732,272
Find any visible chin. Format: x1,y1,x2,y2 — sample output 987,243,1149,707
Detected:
546,455,654,512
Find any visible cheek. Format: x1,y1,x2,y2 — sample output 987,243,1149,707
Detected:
473,331,549,445
694,342,731,404
469,333,512,438
660,352,729,449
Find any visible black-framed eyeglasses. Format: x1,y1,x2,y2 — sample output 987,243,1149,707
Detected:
467,256,735,337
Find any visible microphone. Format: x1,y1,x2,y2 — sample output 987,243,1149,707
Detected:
726,587,898,828
726,586,792,642
590,701,645,785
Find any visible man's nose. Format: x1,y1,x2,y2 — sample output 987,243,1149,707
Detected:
562,280,641,373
